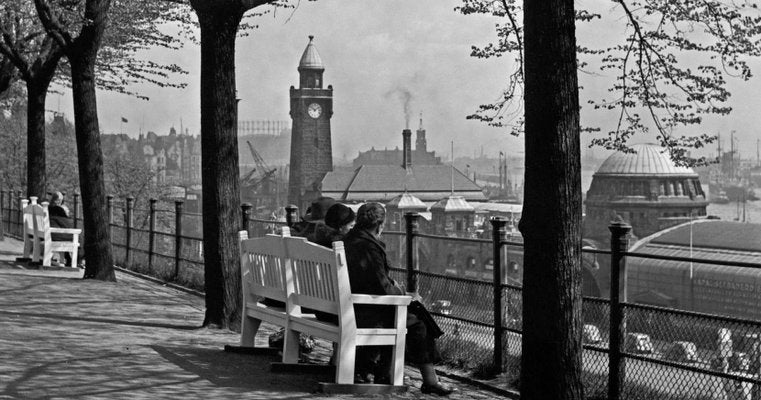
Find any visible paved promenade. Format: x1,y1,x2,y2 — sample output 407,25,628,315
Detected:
0,237,501,399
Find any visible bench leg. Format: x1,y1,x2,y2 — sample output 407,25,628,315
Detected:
23,235,33,259
240,314,261,347
282,327,300,364
390,343,405,386
32,237,42,263
335,337,356,384
70,246,79,267
42,242,53,266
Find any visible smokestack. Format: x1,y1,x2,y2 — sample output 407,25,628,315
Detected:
402,129,413,169
416,112,427,153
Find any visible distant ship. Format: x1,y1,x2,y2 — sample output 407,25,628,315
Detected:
709,182,758,203
710,190,730,204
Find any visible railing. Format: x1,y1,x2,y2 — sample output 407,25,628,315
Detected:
3,189,761,399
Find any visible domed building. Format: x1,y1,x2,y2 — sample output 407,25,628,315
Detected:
583,144,708,243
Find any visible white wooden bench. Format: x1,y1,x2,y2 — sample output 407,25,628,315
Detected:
237,229,291,350
18,198,33,262
231,230,411,393
27,197,81,267
281,235,411,392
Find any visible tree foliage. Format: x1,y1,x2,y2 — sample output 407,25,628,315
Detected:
0,98,26,190
458,0,761,166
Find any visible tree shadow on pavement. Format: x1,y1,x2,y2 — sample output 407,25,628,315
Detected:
151,345,332,394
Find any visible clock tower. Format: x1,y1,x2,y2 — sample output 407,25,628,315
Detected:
288,35,334,211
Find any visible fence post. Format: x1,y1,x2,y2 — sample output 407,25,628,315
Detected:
16,190,24,237
72,191,80,229
241,202,252,236
0,190,5,241
285,204,299,228
125,196,135,266
404,212,420,293
608,217,632,400
174,200,184,280
106,195,114,243
148,198,157,272
490,216,508,373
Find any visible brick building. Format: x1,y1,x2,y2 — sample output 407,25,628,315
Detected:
352,114,441,167
287,36,334,211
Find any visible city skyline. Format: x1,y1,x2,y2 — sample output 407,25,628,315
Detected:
45,0,761,161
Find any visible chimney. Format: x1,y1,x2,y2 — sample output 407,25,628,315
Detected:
416,112,427,153
402,129,413,169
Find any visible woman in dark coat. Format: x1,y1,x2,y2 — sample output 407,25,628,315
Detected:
343,202,456,395
310,203,355,248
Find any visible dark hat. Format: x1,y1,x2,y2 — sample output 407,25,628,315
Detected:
324,203,356,230
303,197,336,222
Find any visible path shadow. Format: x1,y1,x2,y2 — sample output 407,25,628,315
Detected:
151,345,332,395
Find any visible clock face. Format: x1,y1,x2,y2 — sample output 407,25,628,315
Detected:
307,103,322,119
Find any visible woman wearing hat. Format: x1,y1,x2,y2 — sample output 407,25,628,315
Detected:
310,203,356,248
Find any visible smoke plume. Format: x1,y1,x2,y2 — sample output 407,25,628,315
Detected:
384,87,413,129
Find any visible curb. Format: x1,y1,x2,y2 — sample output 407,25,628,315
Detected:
114,266,205,299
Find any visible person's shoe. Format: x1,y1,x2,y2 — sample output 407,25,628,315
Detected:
420,382,458,396
354,372,372,384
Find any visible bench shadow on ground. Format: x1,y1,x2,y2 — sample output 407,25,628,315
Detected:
151,345,333,394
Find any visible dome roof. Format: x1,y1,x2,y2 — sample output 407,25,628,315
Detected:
298,35,324,70
596,144,696,176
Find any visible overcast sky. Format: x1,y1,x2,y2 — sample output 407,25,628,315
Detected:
48,0,761,162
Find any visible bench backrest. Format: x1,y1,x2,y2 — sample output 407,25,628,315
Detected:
283,236,351,325
239,229,292,305
22,198,34,237
31,203,51,239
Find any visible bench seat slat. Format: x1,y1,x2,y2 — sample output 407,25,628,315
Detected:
350,294,412,306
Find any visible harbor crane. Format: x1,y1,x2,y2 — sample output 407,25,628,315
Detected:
242,140,277,191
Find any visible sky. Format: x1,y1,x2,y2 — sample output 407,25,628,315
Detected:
47,0,761,163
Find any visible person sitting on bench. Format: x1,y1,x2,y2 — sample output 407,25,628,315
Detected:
343,202,457,395
48,191,77,267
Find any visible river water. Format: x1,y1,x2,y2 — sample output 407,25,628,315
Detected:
704,186,761,223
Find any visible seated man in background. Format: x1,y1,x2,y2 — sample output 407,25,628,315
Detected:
48,191,77,267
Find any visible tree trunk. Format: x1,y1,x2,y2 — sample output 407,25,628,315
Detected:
194,6,243,329
25,52,62,200
26,80,47,200
519,0,584,398
68,2,115,281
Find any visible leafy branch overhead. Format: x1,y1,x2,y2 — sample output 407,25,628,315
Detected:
0,0,192,101
458,0,761,166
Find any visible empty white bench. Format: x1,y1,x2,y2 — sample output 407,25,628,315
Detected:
233,230,411,392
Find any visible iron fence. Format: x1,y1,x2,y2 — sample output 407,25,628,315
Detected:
3,189,761,399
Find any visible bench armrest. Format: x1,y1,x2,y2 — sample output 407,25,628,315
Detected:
350,294,412,306
49,228,82,235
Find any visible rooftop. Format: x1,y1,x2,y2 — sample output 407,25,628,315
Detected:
644,220,761,253
596,144,697,176
298,35,324,70
321,164,486,202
